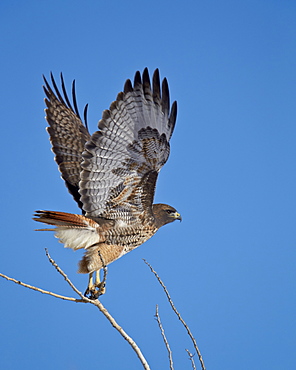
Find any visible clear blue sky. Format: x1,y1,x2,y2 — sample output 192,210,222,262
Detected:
1,1,295,369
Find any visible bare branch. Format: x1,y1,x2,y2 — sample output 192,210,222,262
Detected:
0,272,82,302
1,250,151,370
44,249,150,369
90,297,150,369
186,349,196,370
155,304,174,370
143,259,206,370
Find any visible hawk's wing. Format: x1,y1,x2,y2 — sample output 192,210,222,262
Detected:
80,68,177,223
43,74,91,211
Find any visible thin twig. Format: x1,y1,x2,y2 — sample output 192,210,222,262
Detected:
155,304,174,370
186,349,196,370
143,259,206,370
45,248,85,299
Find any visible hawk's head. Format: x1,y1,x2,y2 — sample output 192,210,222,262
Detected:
152,203,182,229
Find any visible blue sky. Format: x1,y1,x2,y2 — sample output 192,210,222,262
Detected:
1,1,295,369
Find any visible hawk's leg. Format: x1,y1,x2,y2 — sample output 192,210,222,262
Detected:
84,270,105,299
95,270,106,295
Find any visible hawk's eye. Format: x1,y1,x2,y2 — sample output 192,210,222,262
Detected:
166,209,173,214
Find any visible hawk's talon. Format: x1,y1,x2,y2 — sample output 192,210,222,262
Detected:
84,282,106,300
96,282,106,295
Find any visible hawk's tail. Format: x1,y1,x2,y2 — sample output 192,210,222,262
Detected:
33,210,101,250
33,210,92,230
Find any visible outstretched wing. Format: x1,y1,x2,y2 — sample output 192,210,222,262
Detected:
43,74,91,210
80,68,177,223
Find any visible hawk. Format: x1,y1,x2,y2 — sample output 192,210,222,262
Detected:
34,68,181,298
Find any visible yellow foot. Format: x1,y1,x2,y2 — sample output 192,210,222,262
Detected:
84,282,106,300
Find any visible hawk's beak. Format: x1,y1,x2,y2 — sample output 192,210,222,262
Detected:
173,212,182,221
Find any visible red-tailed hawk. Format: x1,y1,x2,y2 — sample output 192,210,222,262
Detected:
34,68,181,298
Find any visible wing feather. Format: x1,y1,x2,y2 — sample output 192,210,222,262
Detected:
80,68,177,222
43,74,91,210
